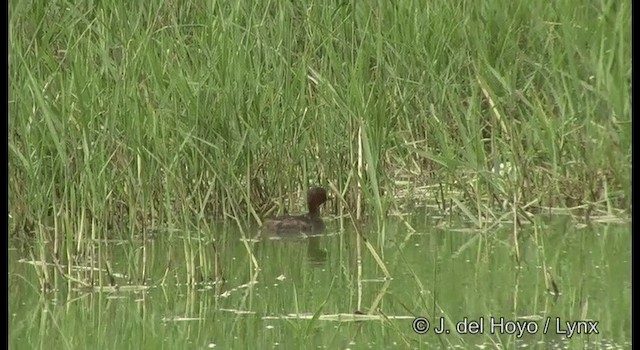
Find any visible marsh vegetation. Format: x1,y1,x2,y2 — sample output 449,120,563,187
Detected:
9,0,630,349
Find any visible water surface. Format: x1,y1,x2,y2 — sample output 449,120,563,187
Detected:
9,217,631,349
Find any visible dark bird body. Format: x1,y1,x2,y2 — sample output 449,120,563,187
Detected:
262,187,328,236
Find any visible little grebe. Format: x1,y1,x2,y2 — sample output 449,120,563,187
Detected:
262,187,328,236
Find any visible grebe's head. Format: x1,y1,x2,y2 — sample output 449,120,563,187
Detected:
307,187,328,209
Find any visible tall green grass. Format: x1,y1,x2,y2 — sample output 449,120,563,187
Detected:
10,0,630,243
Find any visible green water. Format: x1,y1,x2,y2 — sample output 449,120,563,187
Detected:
9,218,631,349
